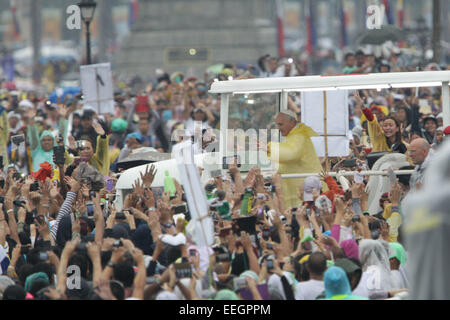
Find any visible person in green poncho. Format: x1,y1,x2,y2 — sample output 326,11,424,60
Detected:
25,106,71,173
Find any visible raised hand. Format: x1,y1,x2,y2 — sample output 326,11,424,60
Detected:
62,239,80,257
86,241,100,260
64,176,81,193
390,182,402,206
132,179,145,197
334,196,345,213
353,91,365,106
92,122,105,136
140,164,157,187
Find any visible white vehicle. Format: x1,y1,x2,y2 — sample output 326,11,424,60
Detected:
114,70,450,212
114,152,218,211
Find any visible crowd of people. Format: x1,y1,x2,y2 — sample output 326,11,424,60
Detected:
0,46,449,301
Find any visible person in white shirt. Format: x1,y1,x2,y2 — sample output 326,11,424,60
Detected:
353,239,395,299
295,252,327,300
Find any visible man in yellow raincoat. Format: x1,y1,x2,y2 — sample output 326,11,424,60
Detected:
266,110,323,208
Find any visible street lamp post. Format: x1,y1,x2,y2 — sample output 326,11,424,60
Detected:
78,0,97,65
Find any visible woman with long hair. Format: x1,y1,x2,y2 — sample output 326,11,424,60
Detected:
354,93,407,154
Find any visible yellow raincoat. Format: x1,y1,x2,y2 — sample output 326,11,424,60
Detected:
360,106,389,152
267,123,323,208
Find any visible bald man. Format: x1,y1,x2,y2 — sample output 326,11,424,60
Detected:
265,110,323,208
408,138,433,191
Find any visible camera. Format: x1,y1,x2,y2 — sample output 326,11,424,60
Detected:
13,172,25,182
115,211,126,220
173,204,188,214
266,259,274,270
264,183,275,193
352,215,361,223
86,202,94,218
266,242,273,250
30,181,39,192
262,228,271,240
75,140,87,150
305,207,312,216
343,159,357,168
216,252,231,263
39,252,49,261
256,193,267,201
233,277,247,290
174,262,192,279
11,134,25,146
113,239,123,248
13,200,26,208
89,190,96,199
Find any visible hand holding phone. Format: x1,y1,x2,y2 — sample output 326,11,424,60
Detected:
266,259,274,270
53,146,66,165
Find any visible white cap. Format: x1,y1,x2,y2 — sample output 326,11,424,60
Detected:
18,99,33,109
82,105,97,113
7,111,20,119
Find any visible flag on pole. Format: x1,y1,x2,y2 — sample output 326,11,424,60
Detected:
1,53,15,82
339,0,348,49
382,0,394,25
305,0,317,55
397,0,404,28
275,0,285,57
129,0,139,27
10,0,21,39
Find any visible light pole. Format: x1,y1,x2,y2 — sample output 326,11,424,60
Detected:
78,0,97,65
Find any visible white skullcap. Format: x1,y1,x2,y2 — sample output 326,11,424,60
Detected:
277,109,298,121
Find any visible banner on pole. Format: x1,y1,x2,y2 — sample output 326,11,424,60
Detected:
301,90,349,157
80,63,114,114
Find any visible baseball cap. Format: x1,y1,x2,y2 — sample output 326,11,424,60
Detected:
125,132,143,143
7,111,20,120
18,99,33,109
423,115,438,125
111,118,128,133
303,176,322,202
